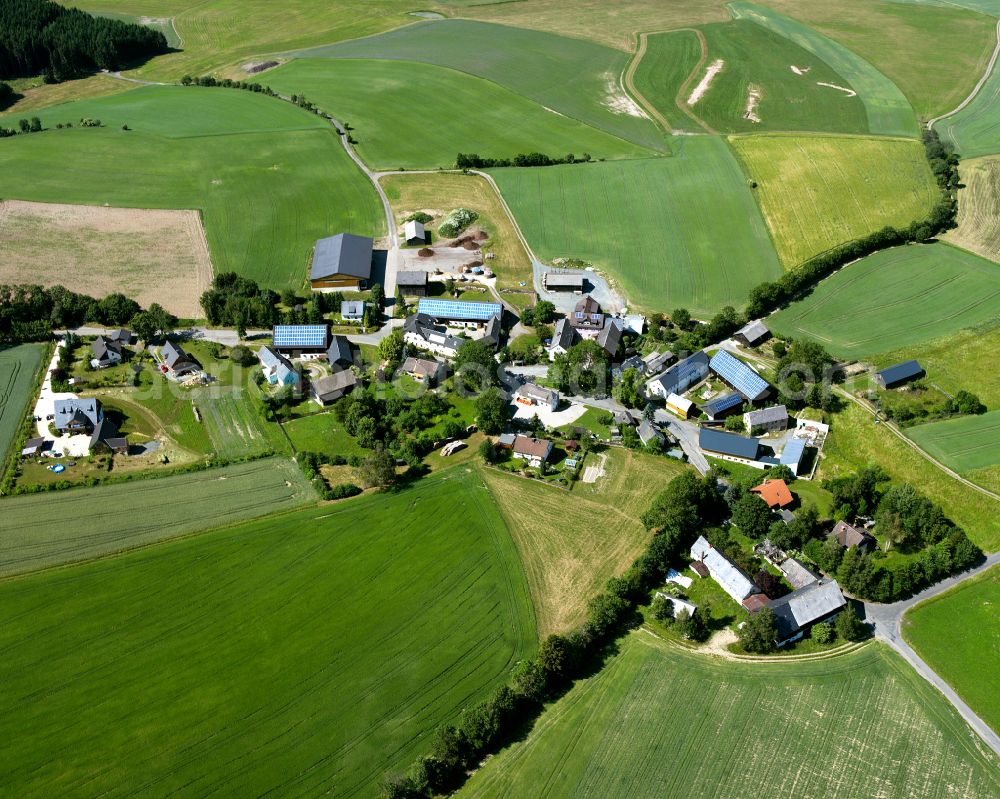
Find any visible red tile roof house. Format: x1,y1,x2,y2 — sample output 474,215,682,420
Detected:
750,479,794,509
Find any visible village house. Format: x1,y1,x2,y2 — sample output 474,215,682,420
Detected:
767,578,847,646
417,298,502,329
341,301,365,322
547,296,623,360
403,314,465,359
310,369,358,405
257,346,301,388
272,325,329,357
830,520,877,552
642,350,675,376
159,341,200,379
90,335,125,369
646,351,710,400
326,335,355,369
751,478,794,509
401,356,444,384
638,419,665,448
310,233,374,291
690,535,761,605
513,383,559,411
512,435,553,467
744,405,788,435
53,397,103,433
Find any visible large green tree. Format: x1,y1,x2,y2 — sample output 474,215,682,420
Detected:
548,340,608,397
475,387,508,434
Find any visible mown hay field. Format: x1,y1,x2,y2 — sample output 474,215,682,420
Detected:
481,449,690,637
768,243,1000,358
908,410,1000,474
459,634,1000,799
290,19,666,152
491,139,781,315
729,2,918,137
903,565,1000,735
0,468,536,798
0,457,315,577
0,343,47,465
263,58,655,170
731,134,938,267
637,20,869,135
197,389,287,458
945,157,1000,261
0,85,384,290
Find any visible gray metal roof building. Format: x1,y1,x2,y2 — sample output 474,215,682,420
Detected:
702,392,743,420
745,405,788,430
876,360,924,389
646,351,710,399
326,335,354,367
699,427,760,461
735,320,770,347
768,579,846,642
310,233,374,281
543,271,585,291
54,397,102,431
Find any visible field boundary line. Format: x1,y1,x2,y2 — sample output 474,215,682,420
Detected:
623,32,675,135
670,28,718,134
928,17,1000,129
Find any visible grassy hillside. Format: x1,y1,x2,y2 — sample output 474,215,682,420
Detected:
0,343,47,466
768,244,1000,358
731,135,938,267
628,29,704,133
0,86,383,290
945,157,1000,260
459,635,1000,799
937,59,1000,157
903,566,1000,734
0,468,536,797
491,140,781,315
908,411,1000,474
637,21,869,135
730,2,918,137
288,19,666,152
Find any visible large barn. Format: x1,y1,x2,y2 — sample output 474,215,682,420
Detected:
310,233,374,291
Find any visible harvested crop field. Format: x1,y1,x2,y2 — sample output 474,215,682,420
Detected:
731,135,939,267
0,457,315,577
459,634,1000,799
945,156,1000,263
0,200,212,318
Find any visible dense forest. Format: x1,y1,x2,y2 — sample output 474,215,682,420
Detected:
0,0,168,82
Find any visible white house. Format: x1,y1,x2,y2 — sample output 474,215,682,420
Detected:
690,535,760,604
512,435,553,467
513,383,559,411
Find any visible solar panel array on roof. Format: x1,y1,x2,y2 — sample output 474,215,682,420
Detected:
709,349,770,400
417,298,502,322
702,392,743,417
272,325,328,349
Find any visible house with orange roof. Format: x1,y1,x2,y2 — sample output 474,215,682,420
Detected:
750,478,794,509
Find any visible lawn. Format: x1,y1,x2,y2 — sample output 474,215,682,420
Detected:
903,565,1000,735
380,172,533,292
0,468,535,798
637,21,869,135
0,343,47,466
459,634,1000,799
945,156,1000,262
197,388,287,458
730,134,938,267
289,18,666,152
262,59,655,170
282,410,368,459
908,410,1000,474
729,3,918,138
628,29,705,133
768,243,1000,358
491,140,782,316
480,448,690,637
820,402,1000,552
0,457,316,577
0,85,384,290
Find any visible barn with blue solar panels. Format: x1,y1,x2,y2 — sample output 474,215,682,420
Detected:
702,392,744,421
272,324,329,353
417,298,502,325
709,349,770,401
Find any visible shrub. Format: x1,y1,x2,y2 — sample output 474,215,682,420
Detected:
812,621,835,644
438,208,478,238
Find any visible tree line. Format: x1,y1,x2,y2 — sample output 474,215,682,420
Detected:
0,0,168,82
456,152,593,169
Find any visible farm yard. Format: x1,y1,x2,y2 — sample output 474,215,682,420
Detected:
491,140,781,315
903,566,1000,736
458,634,1000,799
0,200,212,318
0,469,536,798
262,59,656,170
731,135,938,267
0,85,384,289
945,157,1000,263
768,244,1000,358
0,343,47,466
907,410,1000,476
0,458,315,577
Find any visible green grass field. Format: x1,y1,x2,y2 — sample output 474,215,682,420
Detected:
903,566,1000,735
459,634,1000,799
628,29,704,133
730,134,938,267
197,389,287,457
0,468,536,797
0,343,47,466
0,457,315,577
262,59,655,169
282,410,368,458
0,85,384,289
491,140,781,315
729,2,918,137
90,10,182,47
637,20,869,135
937,61,1000,157
288,19,666,152
908,410,1000,473
769,243,1000,358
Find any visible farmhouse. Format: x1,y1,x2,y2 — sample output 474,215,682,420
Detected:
643,350,675,375
160,341,200,378
90,335,125,369
404,220,426,245
666,393,694,419
830,520,876,552
514,383,559,411
341,301,365,321
767,578,847,645
273,325,328,356
54,397,102,433
702,392,743,421
396,270,428,297
876,359,924,389
779,557,821,591
646,351,710,400
542,270,585,292
751,478,793,509
512,435,553,467
709,349,770,402
310,369,358,405
403,314,464,358
107,328,133,345
744,405,788,434
547,297,623,360
654,592,698,619
638,419,665,447
310,233,374,291
326,335,355,369
690,535,760,604
89,416,128,454
401,356,444,383
734,320,770,348
257,346,300,388
699,427,761,466
417,298,502,328
570,296,605,333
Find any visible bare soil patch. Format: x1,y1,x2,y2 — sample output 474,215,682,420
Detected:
0,201,213,318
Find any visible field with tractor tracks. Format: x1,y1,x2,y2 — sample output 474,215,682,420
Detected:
0,343,47,467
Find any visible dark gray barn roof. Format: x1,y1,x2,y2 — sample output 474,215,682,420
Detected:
876,360,923,387
311,233,374,280
699,427,760,460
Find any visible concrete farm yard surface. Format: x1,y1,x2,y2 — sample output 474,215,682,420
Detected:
0,200,212,318
458,634,1000,799
0,469,536,798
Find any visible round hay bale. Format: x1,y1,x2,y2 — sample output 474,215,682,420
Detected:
418,247,434,257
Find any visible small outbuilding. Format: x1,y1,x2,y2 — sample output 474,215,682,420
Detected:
666,393,694,419
734,320,770,348
310,369,358,405
876,360,924,389
341,301,365,321
404,220,426,245
396,270,429,297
